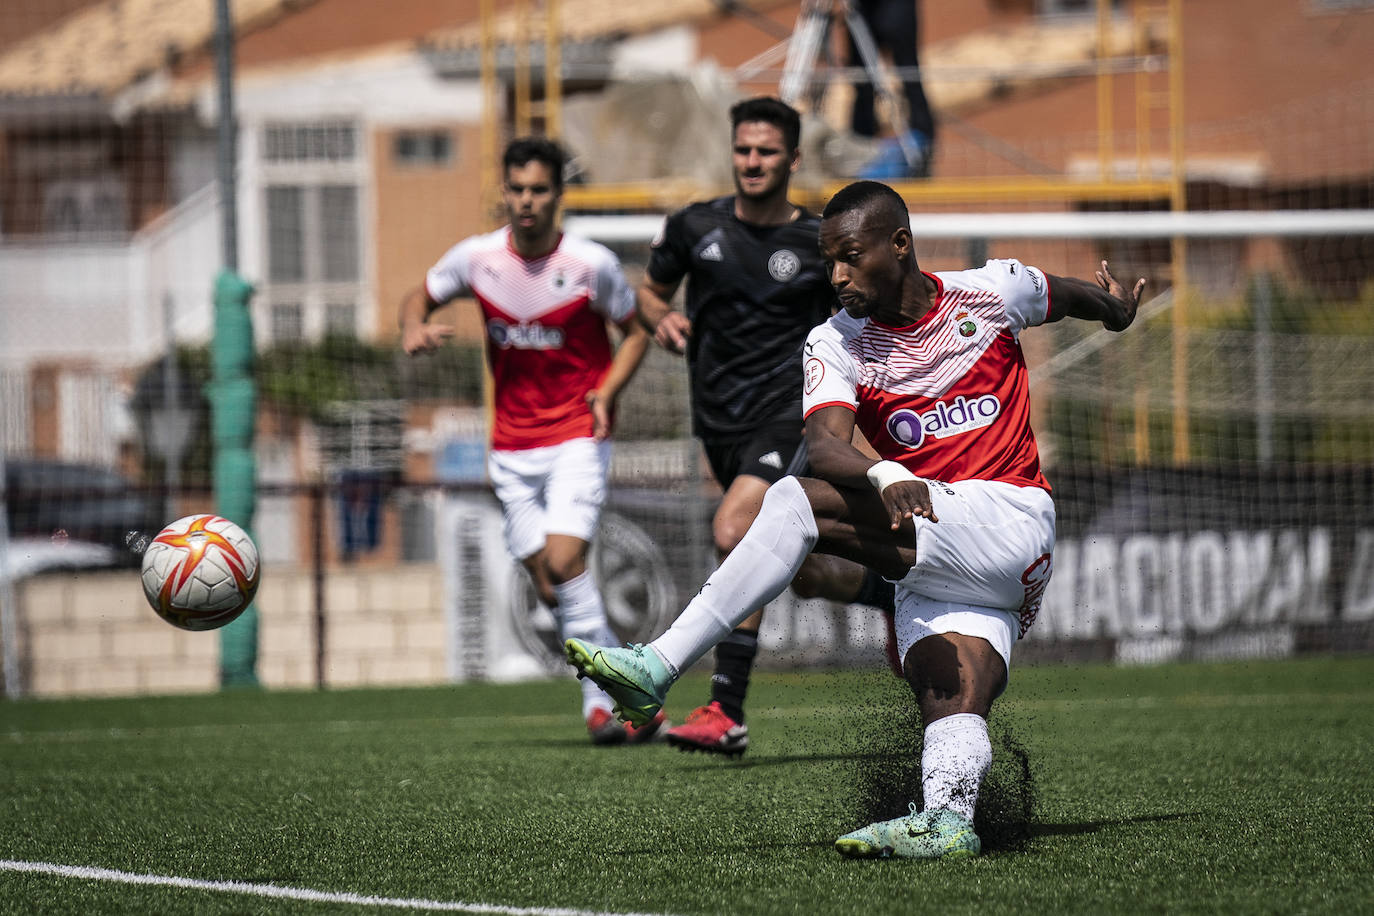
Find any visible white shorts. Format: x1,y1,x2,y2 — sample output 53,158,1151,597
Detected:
487,437,611,561
892,479,1056,675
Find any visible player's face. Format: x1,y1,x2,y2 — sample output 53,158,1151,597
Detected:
819,211,904,319
502,160,561,242
731,121,797,202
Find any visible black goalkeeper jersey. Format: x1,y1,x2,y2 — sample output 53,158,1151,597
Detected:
647,196,837,440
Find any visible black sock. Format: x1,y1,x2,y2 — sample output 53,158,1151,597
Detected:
854,568,896,615
710,628,758,724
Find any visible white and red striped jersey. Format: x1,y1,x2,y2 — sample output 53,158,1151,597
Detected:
802,258,1052,490
425,226,636,451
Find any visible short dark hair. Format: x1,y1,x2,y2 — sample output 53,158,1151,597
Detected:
821,180,909,229
502,136,567,191
729,96,802,153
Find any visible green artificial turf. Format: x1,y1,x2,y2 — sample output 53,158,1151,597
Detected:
2,656,1371,915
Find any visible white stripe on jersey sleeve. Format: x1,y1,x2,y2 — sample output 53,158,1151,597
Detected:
979,258,1050,332
424,232,490,305
562,233,637,324
802,316,863,417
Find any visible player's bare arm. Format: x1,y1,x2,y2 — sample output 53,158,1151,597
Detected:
586,314,650,440
398,285,455,355
636,277,691,353
1045,260,1147,332
805,404,937,529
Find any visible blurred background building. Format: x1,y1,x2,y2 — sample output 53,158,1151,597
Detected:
2,0,1372,696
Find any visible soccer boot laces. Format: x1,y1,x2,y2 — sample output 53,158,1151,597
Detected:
564,639,671,728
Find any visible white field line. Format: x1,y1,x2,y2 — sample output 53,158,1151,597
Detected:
4,691,1372,745
0,859,678,916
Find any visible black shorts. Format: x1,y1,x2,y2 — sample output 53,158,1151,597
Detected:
701,420,810,490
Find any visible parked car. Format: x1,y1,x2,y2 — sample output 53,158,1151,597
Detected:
4,458,164,570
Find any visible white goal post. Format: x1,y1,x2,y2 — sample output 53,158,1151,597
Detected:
566,209,1374,243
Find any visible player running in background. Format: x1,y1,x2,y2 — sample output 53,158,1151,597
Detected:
568,180,1146,856
400,137,655,746
637,97,897,757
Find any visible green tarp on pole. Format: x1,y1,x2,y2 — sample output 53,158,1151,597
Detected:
211,268,259,687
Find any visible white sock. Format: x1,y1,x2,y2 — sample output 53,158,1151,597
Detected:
920,713,991,822
553,570,617,719
652,476,818,674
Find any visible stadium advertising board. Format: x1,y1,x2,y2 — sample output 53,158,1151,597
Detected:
438,465,1373,680
1032,464,1374,662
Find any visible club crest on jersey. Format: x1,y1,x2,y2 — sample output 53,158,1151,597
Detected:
768,249,800,282
955,310,977,338
549,270,568,291
885,394,1002,448
487,318,564,350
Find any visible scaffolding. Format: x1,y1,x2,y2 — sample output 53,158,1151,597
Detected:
477,0,1192,452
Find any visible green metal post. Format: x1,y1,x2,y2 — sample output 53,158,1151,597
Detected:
213,0,258,687
212,270,259,687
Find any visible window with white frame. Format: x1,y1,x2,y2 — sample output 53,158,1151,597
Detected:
260,121,367,344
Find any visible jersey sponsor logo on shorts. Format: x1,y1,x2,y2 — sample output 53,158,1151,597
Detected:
758,450,784,469
1017,552,1053,637
804,357,825,394
487,318,565,350
768,249,800,282
884,394,1002,448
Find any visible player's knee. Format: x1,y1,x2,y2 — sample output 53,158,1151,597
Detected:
904,635,1001,716
712,514,750,554
788,557,827,600
541,552,587,586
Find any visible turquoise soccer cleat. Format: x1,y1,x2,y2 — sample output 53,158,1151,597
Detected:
564,639,672,728
834,805,981,860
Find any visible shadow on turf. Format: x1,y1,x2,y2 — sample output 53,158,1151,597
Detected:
1029,811,1198,839
671,750,900,772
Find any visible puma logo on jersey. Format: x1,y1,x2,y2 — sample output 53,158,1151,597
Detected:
700,242,723,261
885,394,1002,448
757,451,784,469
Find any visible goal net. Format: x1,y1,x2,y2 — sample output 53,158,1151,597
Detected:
567,206,1374,667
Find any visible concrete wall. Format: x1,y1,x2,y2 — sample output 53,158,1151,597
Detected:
8,563,448,698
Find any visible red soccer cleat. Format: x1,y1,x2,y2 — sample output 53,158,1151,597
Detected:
664,702,749,757
625,709,668,744
586,707,627,745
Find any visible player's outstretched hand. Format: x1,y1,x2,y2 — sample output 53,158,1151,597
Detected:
654,312,692,354
401,322,455,355
586,390,612,441
1094,260,1147,332
882,479,939,529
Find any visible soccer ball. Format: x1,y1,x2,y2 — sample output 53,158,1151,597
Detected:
140,514,261,631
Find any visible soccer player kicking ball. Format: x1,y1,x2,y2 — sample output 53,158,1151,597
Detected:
566,180,1146,857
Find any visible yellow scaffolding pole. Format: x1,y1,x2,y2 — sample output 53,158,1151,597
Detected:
480,0,499,225
1166,0,1189,463
563,176,1175,212
514,0,532,136
480,0,500,441
544,0,562,137
1097,0,1114,180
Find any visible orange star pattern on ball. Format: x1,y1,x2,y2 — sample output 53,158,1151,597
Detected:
153,515,255,607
